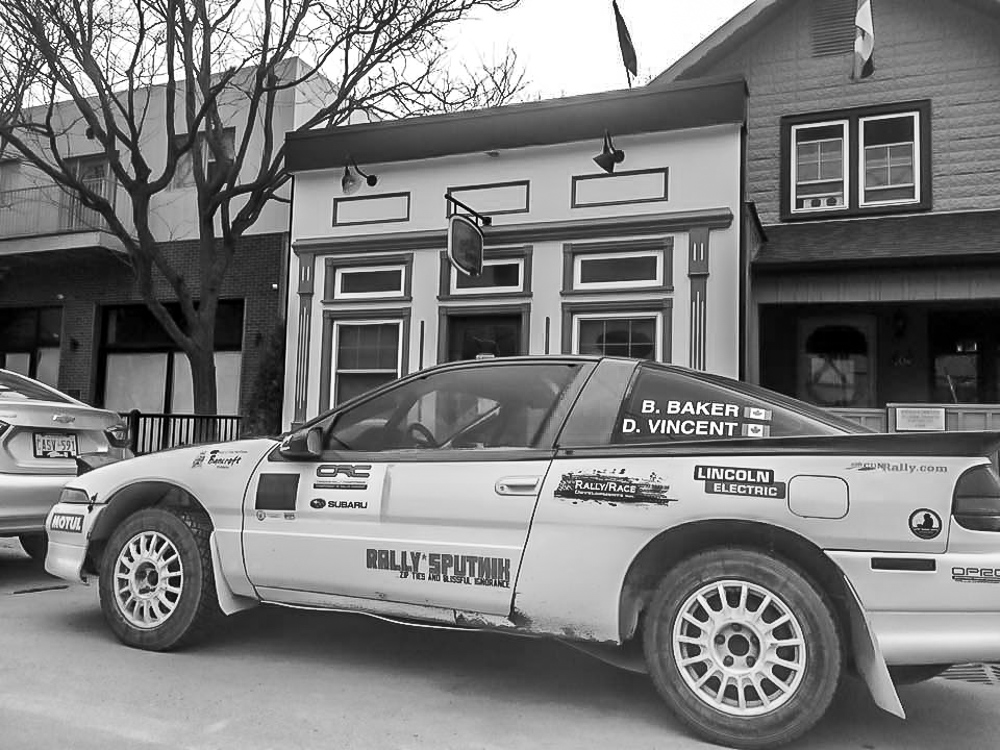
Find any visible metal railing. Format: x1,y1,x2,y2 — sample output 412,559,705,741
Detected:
123,410,243,456
0,179,114,238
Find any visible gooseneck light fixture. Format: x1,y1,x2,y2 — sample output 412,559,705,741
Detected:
341,156,379,194
593,130,625,174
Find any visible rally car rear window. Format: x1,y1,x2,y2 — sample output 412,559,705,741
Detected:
613,364,868,444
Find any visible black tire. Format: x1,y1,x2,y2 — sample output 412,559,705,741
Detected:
18,533,47,563
888,664,951,685
643,548,843,749
98,507,223,651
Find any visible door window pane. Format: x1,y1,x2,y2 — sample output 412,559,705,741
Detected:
576,316,658,360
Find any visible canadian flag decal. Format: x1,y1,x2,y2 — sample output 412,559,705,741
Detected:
741,423,771,438
744,407,772,421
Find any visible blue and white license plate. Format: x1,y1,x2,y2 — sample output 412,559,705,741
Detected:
33,432,78,458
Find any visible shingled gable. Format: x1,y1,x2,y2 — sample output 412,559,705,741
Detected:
651,0,1000,85
285,76,747,173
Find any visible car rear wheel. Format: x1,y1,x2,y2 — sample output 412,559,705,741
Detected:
99,507,222,651
18,533,47,563
643,548,842,749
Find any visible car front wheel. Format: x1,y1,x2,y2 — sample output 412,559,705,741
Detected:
98,507,222,651
643,547,842,749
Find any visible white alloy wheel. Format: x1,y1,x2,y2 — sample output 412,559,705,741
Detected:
113,530,185,629
672,579,806,716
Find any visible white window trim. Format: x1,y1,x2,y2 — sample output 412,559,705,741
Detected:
790,119,849,214
572,251,663,291
332,319,404,400
333,264,406,301
450,257,524,296
571,311,662,360
858,111,921,208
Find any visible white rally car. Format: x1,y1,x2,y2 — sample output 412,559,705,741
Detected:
44,356,1000,748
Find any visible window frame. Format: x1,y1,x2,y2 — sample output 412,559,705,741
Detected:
858,111,921,209
438,245,532,300
790,119,849,215
562,299,673,363
780,101,932,221
323,254,413,303
169,127,237,190
332,264,407,301
561,238,673,296
331,319,404,406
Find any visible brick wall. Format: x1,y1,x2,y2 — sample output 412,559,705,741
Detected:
680,0,1000,223
0,232,286,414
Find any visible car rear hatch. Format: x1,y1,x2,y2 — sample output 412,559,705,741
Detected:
0,401,119,475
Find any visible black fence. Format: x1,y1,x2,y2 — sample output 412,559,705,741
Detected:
122,410,243,455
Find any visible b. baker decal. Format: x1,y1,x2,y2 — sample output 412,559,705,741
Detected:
554,469,675,505
192,449,246,469
621,400,773,438
49,513,83,533
365,548,511,587
909,509,942,540
695,465,786,499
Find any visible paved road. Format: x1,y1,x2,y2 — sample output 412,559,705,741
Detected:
2,537,999,750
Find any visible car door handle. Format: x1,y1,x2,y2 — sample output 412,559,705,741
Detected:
496,476,541,496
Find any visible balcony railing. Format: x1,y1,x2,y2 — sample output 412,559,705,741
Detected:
0,179,114,238
122,410,244,456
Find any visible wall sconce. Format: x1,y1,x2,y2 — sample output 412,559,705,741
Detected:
593,130,625,174
341,156,378,195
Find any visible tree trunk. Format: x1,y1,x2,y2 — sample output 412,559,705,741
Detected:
187,325,218,423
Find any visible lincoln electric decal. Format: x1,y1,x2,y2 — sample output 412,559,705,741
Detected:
621,400,772,438
366,549,511,588
694,465,786,499
554,468,675,505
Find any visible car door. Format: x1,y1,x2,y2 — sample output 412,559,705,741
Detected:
242,359,593,617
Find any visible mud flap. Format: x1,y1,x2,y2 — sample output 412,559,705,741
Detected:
843,575,905,719
210,533,258,616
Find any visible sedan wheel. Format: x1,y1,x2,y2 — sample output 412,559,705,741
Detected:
99,508,222,651
643,548,842,749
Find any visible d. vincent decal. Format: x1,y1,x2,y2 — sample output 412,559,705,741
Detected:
554,468,675,505
191,449,247,469
621,400,773,439
366,549,511,588
695,465,786,499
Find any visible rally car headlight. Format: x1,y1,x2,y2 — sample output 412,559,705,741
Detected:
59,488,92,505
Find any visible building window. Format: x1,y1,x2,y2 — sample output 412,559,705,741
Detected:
860,113,919,206
781,101,931,220
796,317,875,408
332,321,403,404
0,307,62,387
439,245,531,300
792,121,848,213
170,128,236,189
562,239,673,295
562,300,672,363
324,254,413,302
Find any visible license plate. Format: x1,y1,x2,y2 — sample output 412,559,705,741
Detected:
33,432,78,458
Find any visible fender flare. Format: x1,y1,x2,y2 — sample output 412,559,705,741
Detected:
843,574,905,719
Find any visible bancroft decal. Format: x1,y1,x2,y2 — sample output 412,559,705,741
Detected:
952,567,1000,584
694,465,786,499
192,449,247,469
554,468,675,505
848,461,948,474
365,548,511,587
49,513,84,533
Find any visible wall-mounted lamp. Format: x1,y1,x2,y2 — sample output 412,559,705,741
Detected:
341,156,378,195
593,130,625,174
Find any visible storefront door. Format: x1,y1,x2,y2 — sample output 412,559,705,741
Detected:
446,314,523,361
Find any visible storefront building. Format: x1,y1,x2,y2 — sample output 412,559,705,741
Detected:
281,78,749,428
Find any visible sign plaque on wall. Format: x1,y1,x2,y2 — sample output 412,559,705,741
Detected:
895,407,946,432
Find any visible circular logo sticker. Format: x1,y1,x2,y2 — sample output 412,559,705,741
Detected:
908,509,942,540
310,498,325,509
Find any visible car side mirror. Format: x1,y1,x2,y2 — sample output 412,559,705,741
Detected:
279,426,323,460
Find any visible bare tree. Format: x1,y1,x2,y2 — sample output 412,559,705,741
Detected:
0,0,526,414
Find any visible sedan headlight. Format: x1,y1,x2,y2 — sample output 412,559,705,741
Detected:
59,487,92,505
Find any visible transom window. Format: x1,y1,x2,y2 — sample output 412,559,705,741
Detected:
451,258,523,295
792,122,848,212
333,265,406,300
333,321,402,404
574,251,662,291
782,102,931,220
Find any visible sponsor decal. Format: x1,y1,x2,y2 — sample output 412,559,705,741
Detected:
695,465,787,499
312,481,368,491
283,513,296,521
49,513,84,533
621,399,773,439
317,464,371,479
908,509,943,540
952,567,1000,584
554,468,675,505
365,548,511,588
310,498,369,510
192,449,247,469
847,461,947,474
309,498,325,509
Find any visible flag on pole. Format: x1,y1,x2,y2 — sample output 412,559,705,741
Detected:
612,1,638,81
853,0,875,80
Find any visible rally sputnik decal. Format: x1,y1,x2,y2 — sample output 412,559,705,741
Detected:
191,449,247,469
366,549,511,588
554,468,675,505
694,465,787,499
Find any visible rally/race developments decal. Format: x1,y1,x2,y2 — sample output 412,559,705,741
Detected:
366,549,511,588
694,465,787,499
554,468,675,505
621,400,772,439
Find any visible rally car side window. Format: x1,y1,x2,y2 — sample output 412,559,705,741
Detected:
613,365,859,444
323,363,581,452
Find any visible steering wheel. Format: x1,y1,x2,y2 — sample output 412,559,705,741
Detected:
405,422,439,448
